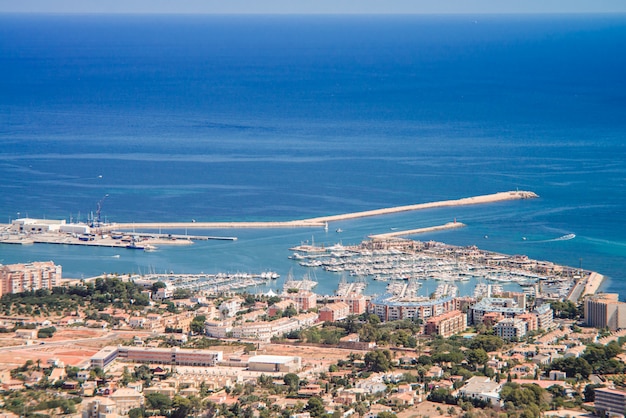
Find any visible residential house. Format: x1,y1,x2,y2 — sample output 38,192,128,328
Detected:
48,368,67,383
549,370,567,381
15,329,37,339
110,388,144,415
354,377,387,394
298,384,324,397
81,397,116,418
268,300,295,317
219,298,243,319
456,376,503,405
511,363,537,378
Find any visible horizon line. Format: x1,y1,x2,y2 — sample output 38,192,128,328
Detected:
2,11,626,16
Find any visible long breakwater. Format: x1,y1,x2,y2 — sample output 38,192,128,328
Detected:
102,190,538,232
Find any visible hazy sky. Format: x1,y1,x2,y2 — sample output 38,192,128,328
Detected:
1,0,626,14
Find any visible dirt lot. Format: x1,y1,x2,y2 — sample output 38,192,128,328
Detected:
0,343,100,368
261,343,364,368
396,401,463,418
0,328,152,369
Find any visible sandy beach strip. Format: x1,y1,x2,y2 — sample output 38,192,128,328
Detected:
368,222,466,240
103,190,537,231
583,272,605,296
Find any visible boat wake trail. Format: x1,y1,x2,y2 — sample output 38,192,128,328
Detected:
528,233,576,243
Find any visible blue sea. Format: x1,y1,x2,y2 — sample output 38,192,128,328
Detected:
1,14,625,297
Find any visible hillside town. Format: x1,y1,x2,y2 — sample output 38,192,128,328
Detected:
0,238,625,418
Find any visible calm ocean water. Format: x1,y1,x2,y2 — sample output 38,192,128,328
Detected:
0,14,625,297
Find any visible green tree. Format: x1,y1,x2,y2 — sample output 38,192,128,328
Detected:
283,305,298,318
416,355,432,366
364,349,392,372
190,315,207,334
550,300,581,319
367,314,381,324
469,335,504,352
146,393,172,415
37,326,57,338
128,408,144,418
284,373,300,392
305,396,326,418
428,388,456,404
584,384,604,402
121,366,133,386
151,281,167,292
550,357,592,379
171,395,191,418
306,328,321,343
466,348,489,369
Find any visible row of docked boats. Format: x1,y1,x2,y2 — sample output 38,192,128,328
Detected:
136,271,279,293
288,240,563,289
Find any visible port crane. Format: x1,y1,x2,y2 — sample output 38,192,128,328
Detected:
91,194,109,227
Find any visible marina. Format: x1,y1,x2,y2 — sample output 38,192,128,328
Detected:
132,271,280,294
288,236,594,302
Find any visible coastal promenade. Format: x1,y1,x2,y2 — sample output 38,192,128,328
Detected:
103,190,537,231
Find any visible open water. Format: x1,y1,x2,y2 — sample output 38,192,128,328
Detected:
0,14,625,297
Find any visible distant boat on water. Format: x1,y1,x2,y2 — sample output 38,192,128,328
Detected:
336,228,343,233
556,233,576,241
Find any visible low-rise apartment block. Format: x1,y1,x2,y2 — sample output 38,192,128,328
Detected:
90,346,223,369
425,310,467,338
282,290,317,311
318,302,350,322
494,318,527,340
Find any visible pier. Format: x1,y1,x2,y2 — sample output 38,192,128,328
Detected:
368,221,465,240
99,190,537,232
304,190,538,223
111,231,237,241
